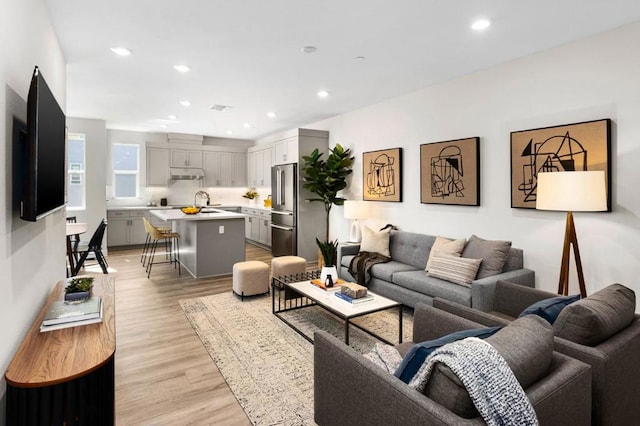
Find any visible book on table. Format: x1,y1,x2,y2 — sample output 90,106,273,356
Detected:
42,296,102,326
334,291,374,304
310,278,346,291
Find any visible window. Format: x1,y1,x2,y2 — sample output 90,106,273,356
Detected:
67,133,86,210
113,143,139,198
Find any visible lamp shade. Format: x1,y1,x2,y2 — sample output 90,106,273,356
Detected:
536,171,607,212
344,200,369,219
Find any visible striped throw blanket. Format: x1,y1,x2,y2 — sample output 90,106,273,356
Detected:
410,337,538,426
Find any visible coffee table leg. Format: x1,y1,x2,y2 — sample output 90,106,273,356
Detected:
398,305,403,343
345,319,350,345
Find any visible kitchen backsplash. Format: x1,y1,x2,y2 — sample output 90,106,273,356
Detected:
106,181,271,207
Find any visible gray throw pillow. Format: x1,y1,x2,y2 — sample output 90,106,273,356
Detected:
553,283,636,346
422,315,553,418
461,234,512,279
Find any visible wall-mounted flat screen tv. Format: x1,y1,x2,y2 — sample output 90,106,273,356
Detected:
21,66,66,221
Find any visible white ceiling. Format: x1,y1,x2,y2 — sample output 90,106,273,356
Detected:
46,0,640,141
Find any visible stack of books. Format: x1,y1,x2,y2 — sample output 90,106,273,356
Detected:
40,296,103,332
334,283,374,304
310,278,346,291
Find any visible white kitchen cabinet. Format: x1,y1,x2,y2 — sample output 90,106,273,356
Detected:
274,137,298,165
241,207,271,247
204,151,246,187
170,149,203,168
146,148,170,186
247,151,257,187
107,210,148,246
247,146,272,188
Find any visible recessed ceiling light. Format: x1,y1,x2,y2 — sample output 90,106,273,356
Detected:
266,112,277,118
179,100,191,107
471,19,491,31
160,124,168,128
226,130,233,135
110,47,132,56
301,46,317,54
317,90,329,98
173,64,191,73
168,115,177,120
243,123,251,128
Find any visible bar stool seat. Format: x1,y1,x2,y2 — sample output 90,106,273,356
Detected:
232,261,269,300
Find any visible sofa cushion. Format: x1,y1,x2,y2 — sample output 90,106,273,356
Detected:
425,236,466,271
392,270,473,306
427,253,482,287
518,294,581,324
423,315,553,418
369,260,420,282
388,231,435,270
461,234,512,279
554,283,636,346
360,225,391,256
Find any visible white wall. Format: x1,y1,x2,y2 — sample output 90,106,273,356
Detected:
0,0,66,419
309,22,640,302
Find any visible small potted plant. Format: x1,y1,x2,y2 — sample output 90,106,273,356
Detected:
243,187,259,206
64,276,95,303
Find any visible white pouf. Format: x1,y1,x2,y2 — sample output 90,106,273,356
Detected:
232,261,270,300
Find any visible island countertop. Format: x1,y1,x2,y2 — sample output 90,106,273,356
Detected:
150,208,246,221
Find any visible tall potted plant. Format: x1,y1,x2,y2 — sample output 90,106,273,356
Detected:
302,143,354,280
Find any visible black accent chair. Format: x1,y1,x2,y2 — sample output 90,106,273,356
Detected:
74,219,109,275
66,216,80,265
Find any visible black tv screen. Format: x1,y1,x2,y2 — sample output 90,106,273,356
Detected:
21,66,66,221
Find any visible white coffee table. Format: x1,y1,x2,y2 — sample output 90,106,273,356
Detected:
272,276,403,345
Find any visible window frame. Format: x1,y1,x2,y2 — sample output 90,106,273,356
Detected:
66,133,86,210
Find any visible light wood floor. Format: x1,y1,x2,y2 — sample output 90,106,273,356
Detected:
104,243,275,425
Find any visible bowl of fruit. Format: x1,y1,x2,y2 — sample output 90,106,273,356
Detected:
181,206,201,215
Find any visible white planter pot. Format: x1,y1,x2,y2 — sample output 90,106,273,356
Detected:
320,266,338,286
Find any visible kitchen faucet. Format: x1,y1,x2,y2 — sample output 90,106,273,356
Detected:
194,190,210,206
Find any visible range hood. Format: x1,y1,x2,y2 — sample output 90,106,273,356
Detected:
170,167,205,180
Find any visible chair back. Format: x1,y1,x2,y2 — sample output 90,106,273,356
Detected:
88,219,108,250
66,216,77,223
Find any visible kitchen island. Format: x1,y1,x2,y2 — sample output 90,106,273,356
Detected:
150,208,246,278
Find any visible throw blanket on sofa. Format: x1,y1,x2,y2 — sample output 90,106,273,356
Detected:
410,337,538,426
348,251,390,286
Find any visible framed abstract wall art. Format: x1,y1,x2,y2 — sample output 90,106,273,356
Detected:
363,148,402,202
420,137,480,206
510,118,611,210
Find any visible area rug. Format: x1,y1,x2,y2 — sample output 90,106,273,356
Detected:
179,292,412,425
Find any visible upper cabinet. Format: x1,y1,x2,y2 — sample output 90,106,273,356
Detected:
146,148,170,186
204,152,247,187
170,149,203,168
273,137,298,165
247,145,272,187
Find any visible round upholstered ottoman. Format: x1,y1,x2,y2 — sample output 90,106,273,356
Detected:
232,261,270,300
271,255,307,280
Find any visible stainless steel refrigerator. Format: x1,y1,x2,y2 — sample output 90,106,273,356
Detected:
271,163,297,257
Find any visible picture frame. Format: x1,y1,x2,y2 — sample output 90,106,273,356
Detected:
510,118,611,210
420,137,480,206
363,148,402,202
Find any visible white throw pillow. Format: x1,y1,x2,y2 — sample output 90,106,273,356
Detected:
360,225,391,257
425,236,466,271
427,252,482,287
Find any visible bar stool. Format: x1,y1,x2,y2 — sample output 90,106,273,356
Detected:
143,217,181,278
140,220,171,266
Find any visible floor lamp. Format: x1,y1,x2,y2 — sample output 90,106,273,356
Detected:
536,171,607,297
344,200,369,243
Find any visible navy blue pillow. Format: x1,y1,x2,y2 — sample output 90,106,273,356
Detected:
394,327,501,384
518,294,581,324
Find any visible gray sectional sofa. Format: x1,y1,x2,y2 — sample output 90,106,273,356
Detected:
337,230,534,309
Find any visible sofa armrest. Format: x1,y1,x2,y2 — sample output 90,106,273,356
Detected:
470,268,535,312
337,243,360,268
413,303,485,342
526,352,592,425
314,330,483,426
432,298,511,328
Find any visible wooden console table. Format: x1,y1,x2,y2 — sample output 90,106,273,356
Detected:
5,275,116,425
